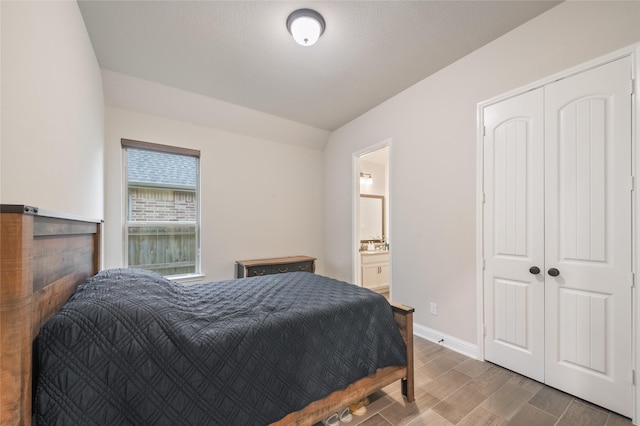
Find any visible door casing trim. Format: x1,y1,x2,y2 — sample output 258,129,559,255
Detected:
352,138,392,294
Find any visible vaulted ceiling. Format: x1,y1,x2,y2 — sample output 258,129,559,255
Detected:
78,1,561,131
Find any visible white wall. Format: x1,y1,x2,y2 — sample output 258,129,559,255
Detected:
0,1,104,220
102,70,330,151
323,1,640,346
105,106,324,281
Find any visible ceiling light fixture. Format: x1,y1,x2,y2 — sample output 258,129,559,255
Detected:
286,9,325,47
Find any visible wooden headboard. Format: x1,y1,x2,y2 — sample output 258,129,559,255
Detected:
0,205,101,425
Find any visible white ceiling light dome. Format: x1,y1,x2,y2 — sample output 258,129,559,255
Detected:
286,9,325,47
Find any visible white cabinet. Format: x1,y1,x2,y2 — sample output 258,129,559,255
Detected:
361,252,389,292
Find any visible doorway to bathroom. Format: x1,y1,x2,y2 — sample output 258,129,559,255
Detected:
353,142,390,299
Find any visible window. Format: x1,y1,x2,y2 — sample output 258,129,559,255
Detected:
122,139,200,277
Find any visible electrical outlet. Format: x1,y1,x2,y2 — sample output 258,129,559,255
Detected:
430,302,438,315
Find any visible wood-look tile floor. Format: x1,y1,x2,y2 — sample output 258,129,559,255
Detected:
323,336,633,426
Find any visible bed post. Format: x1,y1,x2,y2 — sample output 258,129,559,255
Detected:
1,211,34,426
390,301,415,402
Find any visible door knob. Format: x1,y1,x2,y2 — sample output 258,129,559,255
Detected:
548,268,560,277
529,266,541,275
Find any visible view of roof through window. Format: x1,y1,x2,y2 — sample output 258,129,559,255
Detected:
127,148,196,189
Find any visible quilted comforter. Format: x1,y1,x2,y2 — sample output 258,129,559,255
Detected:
34,269,407,425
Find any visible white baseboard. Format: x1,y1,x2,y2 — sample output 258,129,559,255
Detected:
413,323,480,360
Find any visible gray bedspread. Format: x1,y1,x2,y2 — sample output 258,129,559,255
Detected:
34,269,406,425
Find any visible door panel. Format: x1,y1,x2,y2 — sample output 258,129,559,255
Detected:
558,288,608,374
493,278,530,349
558,97,608,262
483,88,545,382
544,57,632,416
361,264,379,289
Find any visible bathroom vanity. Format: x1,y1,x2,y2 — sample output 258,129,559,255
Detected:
360,251,389,293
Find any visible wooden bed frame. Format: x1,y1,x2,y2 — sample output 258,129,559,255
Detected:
0,205,414,426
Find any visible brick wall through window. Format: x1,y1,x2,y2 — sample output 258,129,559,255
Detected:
129,188,197,222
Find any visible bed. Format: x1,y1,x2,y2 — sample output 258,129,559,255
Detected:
0,205,414,425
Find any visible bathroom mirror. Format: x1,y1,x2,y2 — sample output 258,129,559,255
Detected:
360,195,384,242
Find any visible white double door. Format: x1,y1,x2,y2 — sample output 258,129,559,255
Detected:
483,57,633,416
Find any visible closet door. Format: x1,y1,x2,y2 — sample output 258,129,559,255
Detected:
544,57,632,417
483,88,545,382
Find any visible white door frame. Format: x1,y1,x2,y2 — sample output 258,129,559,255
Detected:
476,43,639,423
352,139,392,293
